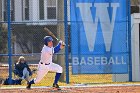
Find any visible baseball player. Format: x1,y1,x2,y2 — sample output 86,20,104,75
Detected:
26,36,65,90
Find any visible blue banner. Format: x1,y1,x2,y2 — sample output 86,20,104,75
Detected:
71,0,129,74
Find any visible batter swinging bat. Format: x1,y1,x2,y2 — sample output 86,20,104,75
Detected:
44,27,59,41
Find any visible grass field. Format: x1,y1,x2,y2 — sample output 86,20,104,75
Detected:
1,65,140,88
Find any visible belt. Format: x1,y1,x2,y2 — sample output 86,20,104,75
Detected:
40,62,50,65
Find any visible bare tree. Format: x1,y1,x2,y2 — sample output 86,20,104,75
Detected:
131,0,140,6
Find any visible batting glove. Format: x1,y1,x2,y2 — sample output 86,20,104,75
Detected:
59,40,65,46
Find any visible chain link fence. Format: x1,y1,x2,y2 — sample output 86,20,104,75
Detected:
0,0,133,86
0,0,67,86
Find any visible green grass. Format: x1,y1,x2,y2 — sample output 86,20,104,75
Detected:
1,66,140,87
0,66,112,87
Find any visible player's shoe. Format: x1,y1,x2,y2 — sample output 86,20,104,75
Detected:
26,79,34,89
26,82,31,89
52,83,61,90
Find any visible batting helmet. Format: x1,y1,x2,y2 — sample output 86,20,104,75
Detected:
44,36,53,46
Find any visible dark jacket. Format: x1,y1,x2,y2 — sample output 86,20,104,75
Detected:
3,78,22,85
14,62,32,77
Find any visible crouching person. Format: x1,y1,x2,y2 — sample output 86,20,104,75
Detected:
14,56,32,84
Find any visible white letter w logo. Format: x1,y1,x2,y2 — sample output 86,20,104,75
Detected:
76,3,119,52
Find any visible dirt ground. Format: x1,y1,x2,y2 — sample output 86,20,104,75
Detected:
0,85,140,93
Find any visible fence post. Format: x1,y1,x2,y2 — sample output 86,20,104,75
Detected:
64,0,69,84
128,0,132,82
7,0,12,84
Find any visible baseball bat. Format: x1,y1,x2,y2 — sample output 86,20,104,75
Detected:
44,27,59,41
44,27,66,46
